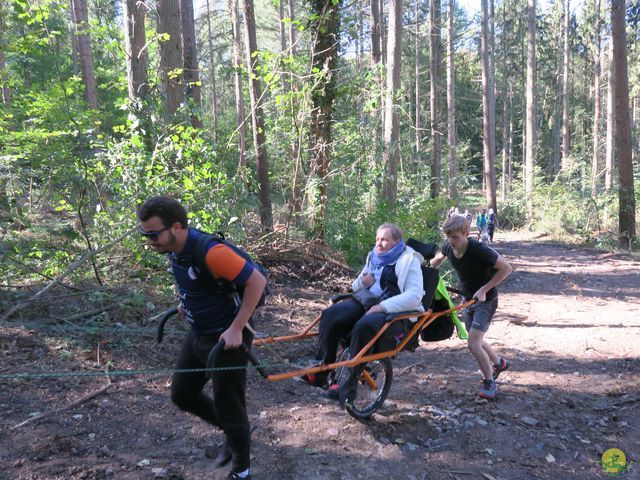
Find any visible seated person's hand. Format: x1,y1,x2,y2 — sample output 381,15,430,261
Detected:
361,272,375,288
367,304,386,315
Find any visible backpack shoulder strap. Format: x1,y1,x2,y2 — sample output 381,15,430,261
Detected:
191,232,224,278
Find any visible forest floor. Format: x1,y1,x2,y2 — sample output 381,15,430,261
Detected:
1,230,639,480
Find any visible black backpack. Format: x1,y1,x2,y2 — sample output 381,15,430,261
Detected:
188,231,270,308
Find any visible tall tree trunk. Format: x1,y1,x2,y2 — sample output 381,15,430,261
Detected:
524,0,536,220
181,0,202,127
561,0,571,172
382,0,402,207
288,0,297,55
370,0,383,161
123,0,149,102
551,47,562,175
71,0,98,109
205,0,218,137
590,0,602,196
157,0,183,116
68,2,79,77
415,0,421,159
228,0,247,168
447,0,457,199
429,0,442,198
481,0,496,211
308,0,340,236
380,0,387,65
502,85,513,200
0,0,9,106
278,0,287,91
605,36,614,192
370,0,381,64
611,0,636,249
242,0,273,228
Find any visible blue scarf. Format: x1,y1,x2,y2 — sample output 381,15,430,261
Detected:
369,239,406,269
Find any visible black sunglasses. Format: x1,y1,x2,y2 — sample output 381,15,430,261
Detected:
139,225,171,241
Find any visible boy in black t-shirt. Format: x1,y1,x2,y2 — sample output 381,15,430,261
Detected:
430,215,512,399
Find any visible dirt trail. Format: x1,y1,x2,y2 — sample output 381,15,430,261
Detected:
1,233,639,480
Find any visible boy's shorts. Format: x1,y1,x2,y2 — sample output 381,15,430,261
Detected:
465,297,498,333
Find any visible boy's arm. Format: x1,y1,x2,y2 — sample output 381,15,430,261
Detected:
430,251,446,268
473,255,512,302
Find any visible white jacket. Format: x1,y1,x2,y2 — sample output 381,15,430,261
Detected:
352,246,425,314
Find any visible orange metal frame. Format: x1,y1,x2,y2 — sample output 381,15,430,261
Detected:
253,299,474,382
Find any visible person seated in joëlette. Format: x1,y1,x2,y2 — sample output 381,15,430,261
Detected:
301,223,424,407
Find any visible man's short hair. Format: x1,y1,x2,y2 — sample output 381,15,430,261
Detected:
444,215,469,235
378,223,403,242
138,196,188,228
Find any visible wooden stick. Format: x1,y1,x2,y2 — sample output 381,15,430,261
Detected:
11,380,113,430
0,226,136,323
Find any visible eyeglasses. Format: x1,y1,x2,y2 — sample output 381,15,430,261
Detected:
139,225,171,241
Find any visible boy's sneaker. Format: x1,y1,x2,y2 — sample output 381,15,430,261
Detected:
227,472,251,480
478,379,497,399
492,357,509,380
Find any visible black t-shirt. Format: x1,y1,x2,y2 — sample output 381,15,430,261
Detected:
441,238,499,300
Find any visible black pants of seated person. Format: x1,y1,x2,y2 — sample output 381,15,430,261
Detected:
316,299,366,366
349,311,404,375
328,310,404,405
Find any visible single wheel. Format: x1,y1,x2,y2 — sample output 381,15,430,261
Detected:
331,347,393,419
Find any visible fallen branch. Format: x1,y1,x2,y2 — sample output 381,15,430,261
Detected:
0,226,136,323
54,297,136,322
396,361,426,378
11,378,114,430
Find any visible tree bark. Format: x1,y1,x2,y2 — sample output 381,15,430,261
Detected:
415,0,421,158
524,0,536,219
228,0,247,168
288,0,297,55
308,0,340,235
370,0,381,64
181,0,202,127
429,0,442,198
382,0,402,207
590,0,601,196
605,36,614,192
157,0,183,116
481,0,496,211
0,0,9,106
242,0,273,228
71,0,98,109
123,0,149,102
561,0,571,172
447,0,457,199
611,0,636,249
205,0,218,137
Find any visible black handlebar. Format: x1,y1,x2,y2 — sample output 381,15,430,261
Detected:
205,339,268,379
155,308,267,379
156,307,179,343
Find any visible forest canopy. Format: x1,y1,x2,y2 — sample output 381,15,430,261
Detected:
0,0,638,290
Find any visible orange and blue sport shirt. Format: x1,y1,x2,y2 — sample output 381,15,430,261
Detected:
170,229,255,334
